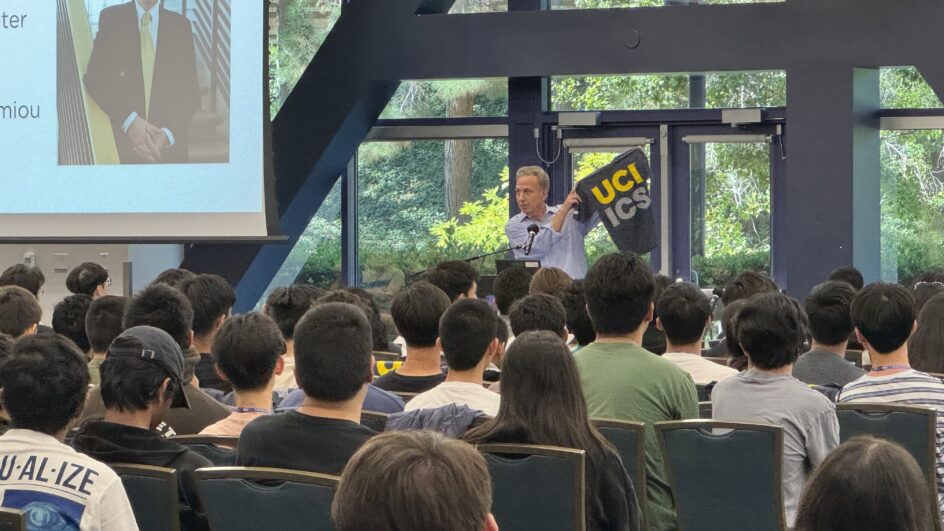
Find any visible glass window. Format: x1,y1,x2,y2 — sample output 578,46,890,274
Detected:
358,138,509,307
881,130,944,283
690,141,771,289
269,0,342,117
380,80,508,119
449,0,508,12
881,67,943,109
550,0,781,9
552,71,785,111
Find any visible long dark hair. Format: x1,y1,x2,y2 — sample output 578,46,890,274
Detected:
464,330,613,464
794,436,934,531
909,293,944,374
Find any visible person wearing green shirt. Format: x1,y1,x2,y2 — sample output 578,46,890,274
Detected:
576,252,699,531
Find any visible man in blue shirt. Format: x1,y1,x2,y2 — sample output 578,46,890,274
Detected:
504,166,600,279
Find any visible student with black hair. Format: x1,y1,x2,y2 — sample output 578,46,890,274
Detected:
151,268,196,289
344,287,390,351
839,283,944,516
657,282,737,385
493,266,534,323
263,283,324,391
53,294,93,355
577,252,698,531
86,295,128,386
373,282,449,394
179,274,237,393
0,263,45,298
78,284,230,435
712,292,839,527
405,299,501,416
238,303,376,474
910,294,944,376
826,265,865,291
200,313,285,437
706,271,779,357
425,260,479,301
561,280,595,351
508,293,568,338
0,334,138,530
0,285,42,338
0,332,15,436
73,326,211,530
66,261,110,298
914,280,944,314
793,281,865,386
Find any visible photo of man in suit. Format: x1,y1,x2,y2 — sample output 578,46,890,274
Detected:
84,0,201,164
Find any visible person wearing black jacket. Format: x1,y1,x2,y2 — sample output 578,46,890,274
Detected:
73,326,211,530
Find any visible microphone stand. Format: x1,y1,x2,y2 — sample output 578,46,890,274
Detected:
408,244,523,280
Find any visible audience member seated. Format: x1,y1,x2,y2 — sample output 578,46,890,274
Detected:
373,282,449,393
914,280,944,315
345,287,390,351
656,282,737,385
486,313,509,391
200,313,285,437
712,292,839,526
529,266,573,298
577,252,698,531
263,283,324,391
493,266,535,327
238,303,376,474
721,299,749,371
794,436,934,531
793,281,865,386
562,280,596,351
405,299,501,416
332,430,498,531
0,333,16,436
0,286,41,338
826,265,865,291
425,260,479,301
707,271,779,357
0,334,138,530
642,274,672,355
910,294,944,377
52,293,93,356
0,264,45,299
466,330,642,530
838,282,944,515
151,268,196,289
86,296,128,386
78,284,230,435
72,326,211,529
508,293,568,339
66,261,110,299
180,274,236,394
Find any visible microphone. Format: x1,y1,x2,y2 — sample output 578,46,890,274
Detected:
524,223,540,256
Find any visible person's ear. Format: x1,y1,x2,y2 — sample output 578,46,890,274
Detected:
561,325,569,342
436,337,444,353
366,355,375,383
215,364,230,384
214,314,227,332
854,328,868,350
25,323,38,336
275,355,285,377
262,303,270,316
655,317,665,332
645,302,655,323
157,377,172,405
484,513,499,531
186,330,194,349
912,320,918,335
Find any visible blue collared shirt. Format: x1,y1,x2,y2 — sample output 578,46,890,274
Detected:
504,204,601,279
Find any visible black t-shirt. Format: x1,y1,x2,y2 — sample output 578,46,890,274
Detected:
237,411,375,475
195,352,232,393
372,371,446,393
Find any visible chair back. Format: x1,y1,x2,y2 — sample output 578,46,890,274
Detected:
836,403,940,524
373,351,402,362
195,466,338,531
592,419,647,528
698,401,712,419
391,391,418,403
360,410,390,432
0,509,24,531
844,349,863,368
477,443,586,531
170,435,239,466
111,464,181,531
656,420,785,531
695,384,711,401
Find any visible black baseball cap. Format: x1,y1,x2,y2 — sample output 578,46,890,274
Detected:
107,325,191,409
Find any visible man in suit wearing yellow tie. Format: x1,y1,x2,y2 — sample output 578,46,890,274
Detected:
84,0,200,164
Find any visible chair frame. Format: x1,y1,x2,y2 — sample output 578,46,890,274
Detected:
844,349,864,368
360,410,390,432
476,443,587,531
373,351,402,362
655,420,786,531
110,463,181,531
194,466,340,488
169,435,240,447
591,418,648,529
697,401,713,419
0,508,25,531
835,402,940,528
391,391,418,403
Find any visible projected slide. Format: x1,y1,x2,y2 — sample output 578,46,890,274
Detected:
0,0,267,238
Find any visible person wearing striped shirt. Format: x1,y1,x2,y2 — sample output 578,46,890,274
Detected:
838,282,944,516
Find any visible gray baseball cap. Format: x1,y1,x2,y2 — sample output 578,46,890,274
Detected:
107,325,191,409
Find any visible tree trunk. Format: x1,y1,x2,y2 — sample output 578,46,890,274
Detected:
445,92,475,221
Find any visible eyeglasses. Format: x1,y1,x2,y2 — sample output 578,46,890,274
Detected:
915,281,944,289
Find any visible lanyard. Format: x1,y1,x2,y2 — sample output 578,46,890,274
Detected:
232,407,271,414
870,364,911,373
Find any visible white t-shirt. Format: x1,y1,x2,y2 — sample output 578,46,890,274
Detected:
404,382,501,416
0,429,139,531
662,352,738,385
